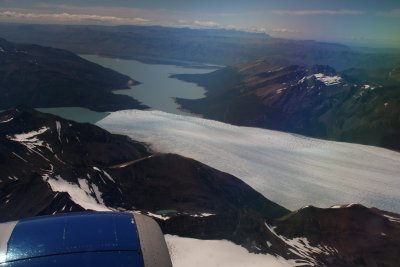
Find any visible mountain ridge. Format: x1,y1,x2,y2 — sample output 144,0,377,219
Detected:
0,38,147,111
1,23,399,70
174,60,400,150
0,108,288,250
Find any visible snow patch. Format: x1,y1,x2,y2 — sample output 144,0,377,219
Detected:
146,212,171,221
362,84,377,90
7,127,49,150
383,214,400,223
7,126,54,159
0,117,13,123
298,76,307,84
44,175,110,211
189,213,216,218
265,223,337,265
78,178,91,193
313,73,342,85
276,88,287,94
101,170,115,183
54,154,65,164
11,152,28,163
91,183,104,205
165,235,293,267
93,167,115,183
55,121,62,142
93,166,101,172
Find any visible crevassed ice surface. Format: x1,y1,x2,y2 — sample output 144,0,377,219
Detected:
97,110,400,213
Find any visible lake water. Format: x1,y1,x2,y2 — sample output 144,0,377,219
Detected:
37,56,218,123
36,107,109,124
81,55,218,116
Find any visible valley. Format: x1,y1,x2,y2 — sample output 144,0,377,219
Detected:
0,18,399,267
81,54,218,115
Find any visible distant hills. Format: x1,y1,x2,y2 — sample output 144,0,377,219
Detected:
0,38,146,111
174,60,400,150
0,23,399,70
1,108,399,267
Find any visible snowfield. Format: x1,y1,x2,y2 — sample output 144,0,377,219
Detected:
165,235,293,267
313,73,342,86
42,174,111,212
7,126,50,151
298,73,342,86
98,110,400,213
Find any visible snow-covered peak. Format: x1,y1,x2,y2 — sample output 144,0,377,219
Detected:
313,73,342,85
361,84,380,90
298,73,342,86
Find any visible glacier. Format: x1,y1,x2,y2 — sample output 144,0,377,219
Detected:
97,110,400,213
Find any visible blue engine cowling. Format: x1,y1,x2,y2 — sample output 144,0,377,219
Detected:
0,212,172,267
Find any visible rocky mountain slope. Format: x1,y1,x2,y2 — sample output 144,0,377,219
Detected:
0,108,288,249
274,205,400,266
0,38,146,111
175,60,400,150
1,108,399,267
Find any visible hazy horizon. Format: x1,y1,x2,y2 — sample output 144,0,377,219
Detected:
0,0,399,48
